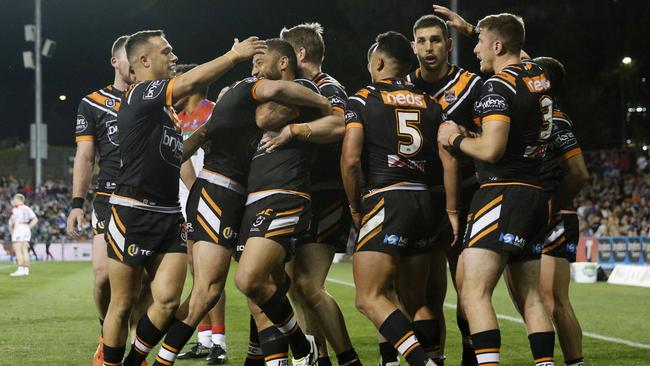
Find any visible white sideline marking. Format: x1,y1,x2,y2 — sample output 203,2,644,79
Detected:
326,277,650,350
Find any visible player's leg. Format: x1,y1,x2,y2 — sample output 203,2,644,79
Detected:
248,298,291,366
426,245,446,357
20,241,30,273
452,250,477,366
460,248,507,366
10,241,25,275
206,290,227,365
92,233,111,323
540,255,583,364
507,259,555,365
129,275,153,340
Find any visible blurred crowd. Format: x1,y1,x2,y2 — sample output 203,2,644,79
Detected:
1,176,93,245
577,149,650,237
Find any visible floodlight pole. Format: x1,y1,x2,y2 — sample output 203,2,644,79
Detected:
35,0,43,186
450,0,459,65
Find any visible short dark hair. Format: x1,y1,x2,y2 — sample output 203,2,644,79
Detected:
111,35,129,57
477,13,525,54
125,29,165,64
280,22,325,64
533,57,565,98
266,38,298,76
373,31,414,75
413,15,448,39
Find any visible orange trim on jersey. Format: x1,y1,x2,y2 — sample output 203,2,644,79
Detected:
106,233,124,261
165,77,176,106
474,195,503,220
75,135,95,142
482,114,510,124
346,122,363,129
87,92,112,108
265,227,296,238
95,191,112,197
355,225,383,251
110,206,126,234
437,71,474,110
332,106,344,115
362,198,385,225
468,222,498,247
251,79,263,101
480,182,543,190
201,188,222,216
494,72,517,87
561,147,582,161
197,214,219,244
277,205,304,217
553,110,566,118
355,88,370,98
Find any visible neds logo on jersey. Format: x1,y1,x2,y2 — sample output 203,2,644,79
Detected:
381,90,426,108
160,125,183,168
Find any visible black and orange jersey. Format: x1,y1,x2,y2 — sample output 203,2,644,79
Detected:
111,78,183,212
310,72,348,191
75,85,123,192
203,77,263,186
473,61,553,185
345,78,443,190
540,108,582,193
247,79,321,196
406,65,482,187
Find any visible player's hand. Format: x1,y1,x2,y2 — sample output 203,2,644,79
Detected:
66,208,85,239
438,120,460,147
260,125,293,152
447,210,460,246
351,212,362,230
231,37,267,62
318,96,333,116
433,4,473,36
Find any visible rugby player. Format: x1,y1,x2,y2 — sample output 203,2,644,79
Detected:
405,14,483,366
234,38,340,366
9,194,38,277
437,14,556,365
65,35,136,366
508,57,588,366
278,22,362,366
342,31,458,366
101,30,266,366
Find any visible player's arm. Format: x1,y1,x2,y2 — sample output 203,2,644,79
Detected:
8,215,15,233
255,102,300,131
180,160,197,190
439,142,460,244
440,119,509,163
67,137,95,239
433,4,474,37
341,112,365,229
172,37,267,104
182,124,206,162
555,151,589,212
28,215,38,229
253,79,332,119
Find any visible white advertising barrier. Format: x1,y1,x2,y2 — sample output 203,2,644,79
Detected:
28,242,93,261
607,264,650,288
571,262,598,283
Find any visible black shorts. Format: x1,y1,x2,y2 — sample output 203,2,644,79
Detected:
237,194,311,261
92,191,112,235
303,190,349,252
543,211,579,262
355,189,436,256
105,205,186,265
185,178,245,250
463,184,548,262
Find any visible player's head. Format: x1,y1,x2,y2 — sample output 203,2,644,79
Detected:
473,13,525,73
367,31,414,82
534,57,565,98
11,193,25,206
280,22,325,68
412,15,451,72
111,35,133,85
251,38,297,81
125,29,177,80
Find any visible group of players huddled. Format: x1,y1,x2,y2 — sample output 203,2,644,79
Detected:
66,4,589,366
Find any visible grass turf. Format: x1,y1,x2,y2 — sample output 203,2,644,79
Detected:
0,261,648,365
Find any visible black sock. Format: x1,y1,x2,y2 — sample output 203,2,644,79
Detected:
528,331,555,365
337,349,362,366
318,356,333,366
259,287,310,358
472,329,500,365
103,344,125,366
123,313,165,366
151,318,195,366
378,310,430,366
412,319,441,357
564,357,584,366
457,314,477,365
245,316,265,366
259,327,289,366
379,341,399,363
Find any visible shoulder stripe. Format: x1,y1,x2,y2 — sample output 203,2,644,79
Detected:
354,88,370,98
98,89,121,101
433,71,462,98
493,72,517,87
349,96,366,106
487,77,517,95
82,98,117,117
445,76,482,115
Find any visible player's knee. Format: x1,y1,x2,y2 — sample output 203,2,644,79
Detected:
292,275,320,302
152,293,181,317
109,294,138,319
234,268,262,297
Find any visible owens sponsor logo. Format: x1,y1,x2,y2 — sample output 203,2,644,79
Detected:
477,94,507,112
380,90,426,108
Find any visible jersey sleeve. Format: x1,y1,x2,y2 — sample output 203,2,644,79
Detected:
320,83,348,115
75,100,96,143
552,112,582,161
123,78,176,113
26,207,36,220
345,88,368,130
475,74,516,124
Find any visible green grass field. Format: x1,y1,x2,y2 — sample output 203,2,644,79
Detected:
1,261,649,365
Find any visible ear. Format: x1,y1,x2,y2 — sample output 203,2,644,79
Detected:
446,37,453,53
140,54,149,68
298,47,307,63
279,56,289,71
377,56,385,72
494,41,505,56
411,41,417,55
110,56,118,68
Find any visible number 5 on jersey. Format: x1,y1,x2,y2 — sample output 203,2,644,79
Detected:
396,109,422,157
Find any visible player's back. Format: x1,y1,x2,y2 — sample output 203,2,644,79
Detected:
539,108,582,193
346,78,443,190
474,61,552,185
12,204,36,225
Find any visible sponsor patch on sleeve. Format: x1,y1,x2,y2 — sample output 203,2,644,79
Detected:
76,114,88,133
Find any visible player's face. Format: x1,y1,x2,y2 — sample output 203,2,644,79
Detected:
474,29,496,73
113,47,134,85
251,50,282,80
413,26,450,71
147,36,178,79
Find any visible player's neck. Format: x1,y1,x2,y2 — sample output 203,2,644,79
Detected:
419,62,450,83
300,63,322,80
493,54,521,74
112,72,128,92
182,94,204,114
